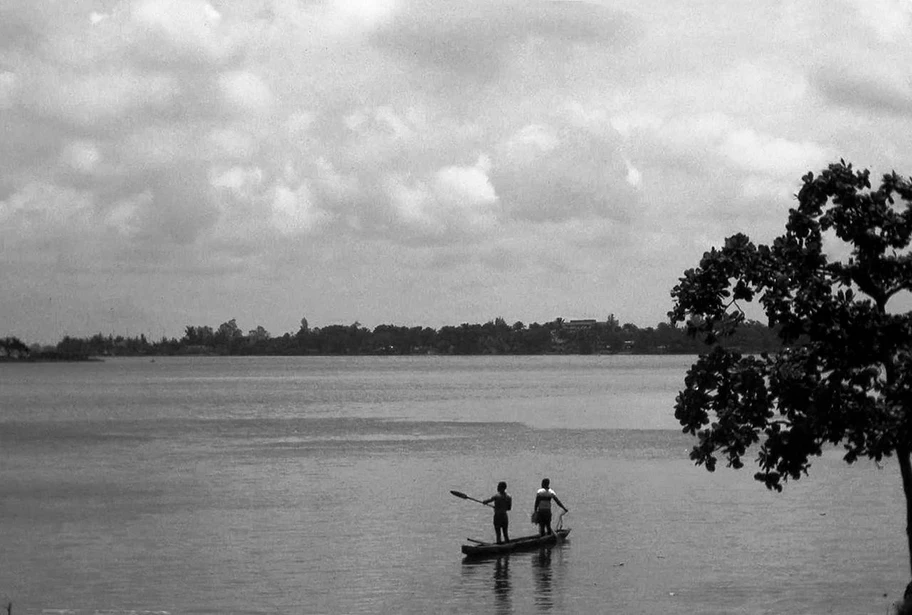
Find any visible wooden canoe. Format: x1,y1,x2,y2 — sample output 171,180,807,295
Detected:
461,529,571,558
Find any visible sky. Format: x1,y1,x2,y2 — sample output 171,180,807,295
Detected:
2,0,912,343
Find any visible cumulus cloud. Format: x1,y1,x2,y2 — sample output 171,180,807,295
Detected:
0,182,94,236
272,182,331,235
0,71,19,109
385,176,441,234
503,124,560,157
624,160,642,188
27,70,179,128
60,140,103,175
130,0,246,66
207,127,258,161
218,70,273,114
845,0,912,42
210,165,264,198
384,154,499,238
372,0,636,81
493,122,636,223
106,191,152,238
719,129,829,176
812,64,912,117
5,0,912,341
434,155,497,207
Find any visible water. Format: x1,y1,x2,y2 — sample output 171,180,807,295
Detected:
0,355,907,614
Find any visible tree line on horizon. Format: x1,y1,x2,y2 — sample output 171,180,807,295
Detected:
2,315,785,360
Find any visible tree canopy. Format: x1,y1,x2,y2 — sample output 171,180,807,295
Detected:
669,160,912,596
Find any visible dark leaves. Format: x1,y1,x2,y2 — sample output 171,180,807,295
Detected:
670,160,912,492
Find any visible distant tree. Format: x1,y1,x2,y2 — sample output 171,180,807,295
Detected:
216,319,242,340
606,313,620,330
0,336,30,358
56,335,89,358
183,325,214,347
669,161,912,599
521,322,552,353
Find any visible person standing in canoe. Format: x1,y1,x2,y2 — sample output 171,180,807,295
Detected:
532,478,568,536
482,481,512,544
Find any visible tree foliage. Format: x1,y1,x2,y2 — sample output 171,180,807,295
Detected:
670,160,912,492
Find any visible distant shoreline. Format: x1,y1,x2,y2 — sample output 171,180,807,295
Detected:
4,319,785,360
0,349,761,362
0,354,103,363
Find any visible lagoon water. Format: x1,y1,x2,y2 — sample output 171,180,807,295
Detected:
0,355,908,614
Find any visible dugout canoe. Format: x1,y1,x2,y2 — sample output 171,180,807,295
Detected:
461,529,571,558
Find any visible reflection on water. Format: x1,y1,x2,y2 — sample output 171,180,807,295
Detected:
533,547,553,611
460,547,564,614
461,557,513,614
493,557,511,614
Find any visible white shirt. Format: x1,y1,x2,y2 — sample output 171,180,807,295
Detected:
536,487,556,511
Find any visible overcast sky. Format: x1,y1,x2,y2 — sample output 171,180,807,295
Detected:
2,0,911,343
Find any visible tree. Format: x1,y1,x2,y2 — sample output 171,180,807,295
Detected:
606,313,620,331
0,336,30,359
248,326,271,342
669,161,912,598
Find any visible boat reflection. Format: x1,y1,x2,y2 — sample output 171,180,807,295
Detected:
460,555,513,614
532,547,553,611
493,556,511,613
460,540,568,612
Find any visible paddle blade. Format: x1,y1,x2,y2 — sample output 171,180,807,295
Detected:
450,490,469,500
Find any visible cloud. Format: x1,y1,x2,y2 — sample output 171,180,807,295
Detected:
271,182,331,235
844,0,912,43
26,70,179,128
434,154,497,208
141,164,221,245
0,72,19,109
719,128,829,176
0,3,44,52
207,127,258,161
6,0,912,342
384,154,499,238
624,160,642,188
106,191,152,238
385,176,441,234
493,122,636,223
371,0,636,81
503,124,559,155
812,64,912,117
129,0,246,66
0,182,94,239
60,140,103,175
327,0,397,32
218,70,273,114
210,165,264,197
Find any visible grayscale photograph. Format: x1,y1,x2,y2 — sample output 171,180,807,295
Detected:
2,1,912,613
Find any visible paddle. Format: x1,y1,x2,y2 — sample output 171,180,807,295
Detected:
450,490,492,507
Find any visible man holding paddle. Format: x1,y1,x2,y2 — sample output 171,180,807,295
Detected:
482,481,512,544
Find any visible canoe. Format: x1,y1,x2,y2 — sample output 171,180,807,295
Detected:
461,529,571,558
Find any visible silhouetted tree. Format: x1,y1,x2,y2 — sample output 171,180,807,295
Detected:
670,161,912,600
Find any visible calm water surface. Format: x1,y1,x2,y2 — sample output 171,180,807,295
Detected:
0,355,907,614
